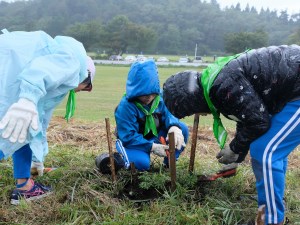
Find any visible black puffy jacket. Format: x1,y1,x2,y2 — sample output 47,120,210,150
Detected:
210,45,300,157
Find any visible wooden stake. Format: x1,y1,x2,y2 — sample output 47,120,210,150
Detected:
105,118,116,182
130,162,136,175
168,132,176,192
188,114,199,173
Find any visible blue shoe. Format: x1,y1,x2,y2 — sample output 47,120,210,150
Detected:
10,180,52,205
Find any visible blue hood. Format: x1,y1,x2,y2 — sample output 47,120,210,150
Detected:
126,60,160,100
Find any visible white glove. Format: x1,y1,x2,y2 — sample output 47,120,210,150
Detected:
167,126,186,150
151,143,168,157
216,145,239,164
0,98,39,143
219,162,238,173
31,161,45,176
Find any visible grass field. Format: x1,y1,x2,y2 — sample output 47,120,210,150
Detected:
53,64,232,128
0,64,299,225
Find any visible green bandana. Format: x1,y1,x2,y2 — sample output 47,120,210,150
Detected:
201,50,250,149
134,95,160,136
64,90,76,122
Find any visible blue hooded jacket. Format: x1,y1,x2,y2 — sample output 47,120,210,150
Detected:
115,60,181,152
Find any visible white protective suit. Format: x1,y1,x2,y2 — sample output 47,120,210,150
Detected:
0,29,88,162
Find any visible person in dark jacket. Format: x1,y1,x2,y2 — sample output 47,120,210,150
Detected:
115,59,189,171
162,45,300,225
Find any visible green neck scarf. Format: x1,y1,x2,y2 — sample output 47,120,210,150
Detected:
134,95,160,136
201,50,250,149
64,90,76,122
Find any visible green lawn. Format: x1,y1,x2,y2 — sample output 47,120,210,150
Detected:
54,64,234,128
53,65,193,122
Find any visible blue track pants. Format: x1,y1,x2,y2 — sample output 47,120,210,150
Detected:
116,122,189,171
12,144,32,179
250,100,300,224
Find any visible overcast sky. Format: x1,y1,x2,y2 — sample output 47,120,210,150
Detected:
217,0,300,15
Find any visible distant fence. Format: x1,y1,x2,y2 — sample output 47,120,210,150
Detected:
93,60,210,67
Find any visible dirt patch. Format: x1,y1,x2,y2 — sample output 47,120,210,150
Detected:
119,178,162,202
47,116,300,170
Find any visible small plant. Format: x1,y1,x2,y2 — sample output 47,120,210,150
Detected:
176,170,198,189
139,171,170,190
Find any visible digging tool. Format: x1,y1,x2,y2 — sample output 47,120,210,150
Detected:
159,136,170,157
198,167,237,182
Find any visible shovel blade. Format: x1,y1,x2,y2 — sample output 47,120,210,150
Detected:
198,168,237,182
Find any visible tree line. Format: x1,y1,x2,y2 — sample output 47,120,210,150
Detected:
1,0,300,55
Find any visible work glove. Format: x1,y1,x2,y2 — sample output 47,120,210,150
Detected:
167,126,186,150
31,161,45,176
216,145,239,164
151,143,168,157
219,162,238,173
236,151,248,163
0,98,39,143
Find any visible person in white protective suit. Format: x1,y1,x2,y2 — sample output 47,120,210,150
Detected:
0,29,96,205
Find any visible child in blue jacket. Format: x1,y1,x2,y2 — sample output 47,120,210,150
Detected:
114,60,188,170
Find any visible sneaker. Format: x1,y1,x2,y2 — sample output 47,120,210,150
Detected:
10,180,52,205
243,217,290,225
284,217,290,225
95,152,125,174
